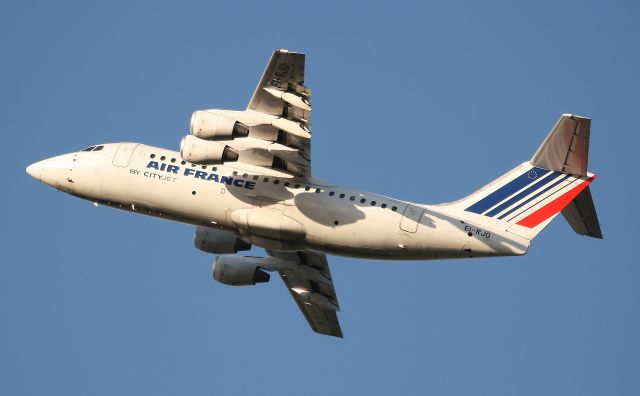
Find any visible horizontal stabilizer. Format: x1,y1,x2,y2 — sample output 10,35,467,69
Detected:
561,186,603,239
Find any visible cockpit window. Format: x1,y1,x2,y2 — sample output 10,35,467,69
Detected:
81,145,104,152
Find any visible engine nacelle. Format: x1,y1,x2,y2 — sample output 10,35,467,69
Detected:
180,135,239,164
190,111,249,139
194,228,251,254
213,256,270,286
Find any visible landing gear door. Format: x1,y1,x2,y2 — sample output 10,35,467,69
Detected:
112,143,139,167
400,204,424,233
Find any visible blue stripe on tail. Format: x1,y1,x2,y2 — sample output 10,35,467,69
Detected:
465,167,550,214
500,174,571,221
485,171,562,217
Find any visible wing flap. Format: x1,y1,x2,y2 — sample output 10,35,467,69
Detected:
272,117,311,139
263,87,311,111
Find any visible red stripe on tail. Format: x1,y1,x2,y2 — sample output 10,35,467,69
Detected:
516,175,596,228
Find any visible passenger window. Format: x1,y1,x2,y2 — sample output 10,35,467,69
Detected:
392,206,398,211
381,203,387,209
315,189,321,193
171,158,176,163
160,156,166,161
329,191,335,196
339,194,345,199
284,182,290,187
349,196,355,201
202,165,207,169
305,186,310,191
263,178,270,182
150,154,156,158
181,160,186,165
253,175,259,181
371,201,377,206
273,180,280,185
360,198,366,204
295,184,301,189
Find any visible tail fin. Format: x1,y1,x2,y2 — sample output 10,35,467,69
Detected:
441,114,602,240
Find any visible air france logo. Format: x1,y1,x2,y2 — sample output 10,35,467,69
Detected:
144,161,256,190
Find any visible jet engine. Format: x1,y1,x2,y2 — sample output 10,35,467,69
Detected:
180,135,239,164
194,227,251,254
190,111,249,139
212,256,270,286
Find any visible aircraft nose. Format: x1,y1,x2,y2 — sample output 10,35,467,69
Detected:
26,161,44,181
26,154,76,189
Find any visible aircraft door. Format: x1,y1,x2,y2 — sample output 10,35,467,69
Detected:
112,143,139,167
400,204,425,233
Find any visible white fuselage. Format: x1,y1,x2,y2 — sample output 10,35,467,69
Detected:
27,143,530,260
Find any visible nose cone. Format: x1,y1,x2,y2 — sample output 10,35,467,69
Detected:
26,153,76,190
26,161,44,181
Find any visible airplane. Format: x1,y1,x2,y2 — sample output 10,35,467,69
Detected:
26,49,602,338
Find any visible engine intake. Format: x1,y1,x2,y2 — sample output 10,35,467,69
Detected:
194,228,251,254
213,256,270,286
190,111,249,139
180,135,239,164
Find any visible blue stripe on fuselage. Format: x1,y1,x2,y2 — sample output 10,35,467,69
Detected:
465,167,550,214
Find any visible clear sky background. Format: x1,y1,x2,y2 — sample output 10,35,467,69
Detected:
2,1,638,395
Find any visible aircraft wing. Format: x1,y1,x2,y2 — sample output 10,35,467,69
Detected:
241,49,311,177
267,250,343,338
196,50,312,177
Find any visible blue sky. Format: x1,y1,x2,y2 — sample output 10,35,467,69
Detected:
2,0,639,394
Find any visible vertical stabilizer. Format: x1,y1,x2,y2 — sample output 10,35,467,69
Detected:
530,114,590,176
439,114,602,241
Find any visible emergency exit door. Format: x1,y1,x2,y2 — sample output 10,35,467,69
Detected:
400,204,424,233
